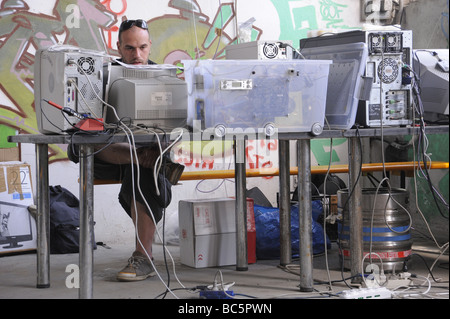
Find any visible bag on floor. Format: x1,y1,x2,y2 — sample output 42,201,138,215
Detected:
49,185,96,254
254,200,331,260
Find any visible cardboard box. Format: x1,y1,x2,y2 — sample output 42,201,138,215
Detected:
0,147,20,162
179,198,255,268
0,162,36,254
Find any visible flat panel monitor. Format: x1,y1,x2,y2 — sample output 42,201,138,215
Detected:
0,201,33,249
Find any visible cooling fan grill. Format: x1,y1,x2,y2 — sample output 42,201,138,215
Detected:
378,58,399,84
263,43,279,59
77,56,96,75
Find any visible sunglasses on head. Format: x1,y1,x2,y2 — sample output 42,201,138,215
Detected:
119,19,148,33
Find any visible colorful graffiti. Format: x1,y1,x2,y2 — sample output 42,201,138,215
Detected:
270,0,355,46
0,0,353,166
0,0,116,161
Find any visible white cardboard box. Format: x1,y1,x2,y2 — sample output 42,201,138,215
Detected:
0,162,36,254
179,198,250,268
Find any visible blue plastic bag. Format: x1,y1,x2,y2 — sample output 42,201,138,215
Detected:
254,200,331,259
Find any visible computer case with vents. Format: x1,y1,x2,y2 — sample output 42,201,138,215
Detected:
34,46,104,134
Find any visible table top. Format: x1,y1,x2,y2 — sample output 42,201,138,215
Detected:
8,125,449,145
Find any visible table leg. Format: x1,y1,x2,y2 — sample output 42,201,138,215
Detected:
78,144,95,299
297,140,313,292
279,140,291,266
36,144,50,288
234,137,248,271
348,137,363,284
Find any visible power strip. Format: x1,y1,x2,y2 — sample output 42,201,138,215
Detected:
340,287,392,299
199,290,235,299
385,278,412,290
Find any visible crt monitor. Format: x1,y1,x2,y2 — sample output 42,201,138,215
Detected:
0,202,33,249
413,49,449,121
104,63,188,131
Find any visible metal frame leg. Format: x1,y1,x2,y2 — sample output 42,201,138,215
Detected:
297,140,313,292
348,137,363,284
279,140,291,266
36,144,50,288
78,144,95,299
234,137,248,271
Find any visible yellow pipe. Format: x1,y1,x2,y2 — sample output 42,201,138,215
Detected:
179,161,449,180
92,161,449,184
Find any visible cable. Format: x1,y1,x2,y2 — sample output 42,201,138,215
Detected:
392,274,432,298
408,251,450,284
122,123,183,299
408,54,449,218
279,42,305,60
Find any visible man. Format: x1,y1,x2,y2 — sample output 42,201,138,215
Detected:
68,19,184,281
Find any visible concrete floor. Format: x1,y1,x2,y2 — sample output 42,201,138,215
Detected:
0,234,448,300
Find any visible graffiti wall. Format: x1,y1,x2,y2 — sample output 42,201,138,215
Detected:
1,0,447,242
0,0,360,164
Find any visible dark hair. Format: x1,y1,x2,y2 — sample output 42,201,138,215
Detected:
118,19,148,42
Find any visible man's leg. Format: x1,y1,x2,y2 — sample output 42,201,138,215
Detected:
117,201,157,282
131,201,156,258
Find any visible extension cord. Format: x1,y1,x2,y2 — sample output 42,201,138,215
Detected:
385,272,413,290
340,287,392,299
199,290,235,299
385,278,412,290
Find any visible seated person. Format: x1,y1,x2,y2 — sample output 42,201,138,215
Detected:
68,19,184,281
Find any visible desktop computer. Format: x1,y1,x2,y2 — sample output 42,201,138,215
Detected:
301,30,414,127
34,46,104,134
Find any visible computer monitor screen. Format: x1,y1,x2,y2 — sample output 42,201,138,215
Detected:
104,64,188,131
0,202,33,249
413,49,449,119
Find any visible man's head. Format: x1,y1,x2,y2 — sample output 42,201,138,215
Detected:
117,19,151,65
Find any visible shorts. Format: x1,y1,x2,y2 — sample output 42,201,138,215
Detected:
67,144,172,224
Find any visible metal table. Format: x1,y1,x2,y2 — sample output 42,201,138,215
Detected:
9,125,449,297
275,125,449,290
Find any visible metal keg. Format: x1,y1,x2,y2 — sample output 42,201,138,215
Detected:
337,188,412,272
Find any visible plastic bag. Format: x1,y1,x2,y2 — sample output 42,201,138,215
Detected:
238,17,255,43
254,200,330,260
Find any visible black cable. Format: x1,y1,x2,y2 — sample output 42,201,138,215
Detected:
314,274,363,286
407,57,449,219
160,154,171,299
39,102,67,133
153,287,199,299
411,76,449,219
68,128,117,161
407,253,446,283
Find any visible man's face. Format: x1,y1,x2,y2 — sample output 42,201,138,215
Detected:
117,26,151,65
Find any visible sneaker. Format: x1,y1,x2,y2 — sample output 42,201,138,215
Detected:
164,160,185,185
116,251,156,282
